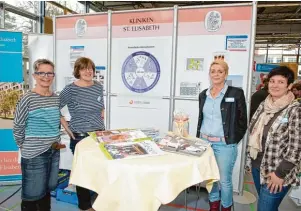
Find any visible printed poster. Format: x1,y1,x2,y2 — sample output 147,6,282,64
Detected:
226,35,248,51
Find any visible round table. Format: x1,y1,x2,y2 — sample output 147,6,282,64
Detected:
69,137,220,211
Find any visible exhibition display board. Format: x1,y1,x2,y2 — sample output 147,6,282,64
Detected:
174,5,254,192
0,30,23,184
110,10,173,131
54,2,257,193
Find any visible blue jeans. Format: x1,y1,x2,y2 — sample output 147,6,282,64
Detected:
207,140,238,208
252,167,291,211
21,148,60,201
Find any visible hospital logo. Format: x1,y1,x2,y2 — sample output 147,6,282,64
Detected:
205,11,222,32
75,19,87,37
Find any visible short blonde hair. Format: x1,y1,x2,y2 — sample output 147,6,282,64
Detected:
33,59,54,72
210,60,229,76
73,57,95,79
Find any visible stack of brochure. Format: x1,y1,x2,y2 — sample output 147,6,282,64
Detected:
140,128,160,139
89,129,164,160
102,140,164,160
157,133,211,157
89,129,151,144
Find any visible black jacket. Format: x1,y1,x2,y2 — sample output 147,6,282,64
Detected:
196,86,248,145
250,88,268,119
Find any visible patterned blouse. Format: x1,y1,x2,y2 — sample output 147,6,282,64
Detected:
246,100,301,186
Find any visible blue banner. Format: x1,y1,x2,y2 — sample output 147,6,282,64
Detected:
256,63,279,73
0,31,23,184
0,31,23,82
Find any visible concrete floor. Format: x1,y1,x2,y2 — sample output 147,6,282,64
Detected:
0,174,300,211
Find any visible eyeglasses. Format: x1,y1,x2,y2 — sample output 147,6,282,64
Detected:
35,72,55,77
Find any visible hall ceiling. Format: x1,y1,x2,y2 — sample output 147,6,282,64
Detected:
89,1,301,46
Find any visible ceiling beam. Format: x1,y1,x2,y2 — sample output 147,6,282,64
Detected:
258,3,301,7
256,23,301,34
255,41,301,45
257,13,301,18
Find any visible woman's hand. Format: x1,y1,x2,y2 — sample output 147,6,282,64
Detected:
60,117,75,139
267,172,284,193
66,130,75,140
101,109,105,120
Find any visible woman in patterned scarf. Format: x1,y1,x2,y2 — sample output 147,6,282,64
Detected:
246,66,301,211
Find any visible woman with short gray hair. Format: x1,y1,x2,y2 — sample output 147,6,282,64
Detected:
13,59,65,211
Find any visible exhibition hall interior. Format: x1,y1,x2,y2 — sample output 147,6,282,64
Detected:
0,1,301,211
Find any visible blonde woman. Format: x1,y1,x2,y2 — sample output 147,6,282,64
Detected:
196,60,247,211
246,66,301,211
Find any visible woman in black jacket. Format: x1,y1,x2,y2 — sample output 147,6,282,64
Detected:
196,60,247,211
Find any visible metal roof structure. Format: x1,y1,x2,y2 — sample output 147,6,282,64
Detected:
88,1,301,46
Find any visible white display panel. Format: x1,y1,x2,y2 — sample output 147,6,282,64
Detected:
55,15,108,92
111,10,173,97
110,10,173,132
28,34,53,89
110,96,169,132
175,6,253,192
55,39,107,91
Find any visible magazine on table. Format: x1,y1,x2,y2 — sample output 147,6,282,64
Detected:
101,140,164,160
88,129,151,144
157,133,211,157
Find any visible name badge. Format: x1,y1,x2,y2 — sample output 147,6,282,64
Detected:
225,97,235,102
281,117,288,123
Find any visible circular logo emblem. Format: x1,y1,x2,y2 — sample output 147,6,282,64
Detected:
204,11,222,32
122,51,160,93
75,19,87,37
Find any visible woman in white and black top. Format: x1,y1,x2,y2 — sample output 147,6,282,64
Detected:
60,57,105,211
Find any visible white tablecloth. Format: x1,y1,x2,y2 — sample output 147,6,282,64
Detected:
69,137,220,211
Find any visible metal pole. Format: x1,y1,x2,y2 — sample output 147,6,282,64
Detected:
168,5,178,131
266,44,269,63
106,10,112,129
238,1,258,196
85,1,89,13
53,16,57,91
296,44,300,68
0,1,4,29
39,1,45,33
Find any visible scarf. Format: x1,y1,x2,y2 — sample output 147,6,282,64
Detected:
248,91,295,159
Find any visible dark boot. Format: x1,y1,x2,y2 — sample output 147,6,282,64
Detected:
209,200,220,211
36,192,51,211
221,204,232,211
21,200,38,211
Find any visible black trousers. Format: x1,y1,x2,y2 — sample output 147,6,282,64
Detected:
21,192,51,211
70,133,93,210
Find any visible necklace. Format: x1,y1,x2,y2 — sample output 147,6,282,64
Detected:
211,87,223,98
